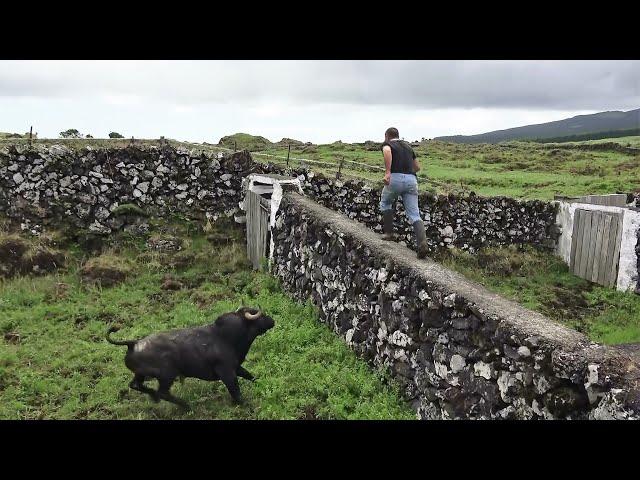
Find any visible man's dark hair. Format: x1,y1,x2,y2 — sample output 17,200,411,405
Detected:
385,127,399,139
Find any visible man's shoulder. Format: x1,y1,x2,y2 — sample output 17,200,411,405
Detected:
381,142,392,151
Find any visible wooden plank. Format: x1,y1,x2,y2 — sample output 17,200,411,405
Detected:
585,211,599,280
248,192,254,262
260,208,269,269
262,211,268,265
253,197,258,270
575,194,627,207
607,213,624,287
590,211,605,283
598,215,615,285
602,214,619,287
246,192,251,259
594,213,611,285
577,211,592,279
569,209,582,273
257,205,263,269
579,211,593,278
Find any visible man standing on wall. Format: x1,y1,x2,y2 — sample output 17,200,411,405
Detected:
379,127,429,259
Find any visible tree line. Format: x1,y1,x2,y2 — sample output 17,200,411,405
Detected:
59,129,125,139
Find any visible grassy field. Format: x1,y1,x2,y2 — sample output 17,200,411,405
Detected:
3,135,638,200
251,140,640,200
0,219,414,420
557,135,640,147
435,246,640,345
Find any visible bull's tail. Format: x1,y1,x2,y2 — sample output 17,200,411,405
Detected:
106,326,137,348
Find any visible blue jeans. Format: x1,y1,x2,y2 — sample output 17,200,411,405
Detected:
379,173,421,223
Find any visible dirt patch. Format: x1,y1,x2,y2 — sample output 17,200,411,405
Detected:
0,235,28,276
80,254,132,287
479,155,505,164
0,234,66,277
43,282,70,302
23,247,65,274
4,332,20,344
161,274,185,291
569,164,607,176
190,290,231,309
614,160,640,172
137,250,195,270
298,404,320,420
539,283,604,329
475,246,549,277
206,232,235,245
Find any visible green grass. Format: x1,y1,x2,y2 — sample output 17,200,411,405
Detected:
560,135,640,147
435,245,640,345
0,223,414,420
248,138,640,200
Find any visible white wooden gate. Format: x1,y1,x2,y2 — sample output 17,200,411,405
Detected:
569,208,624,287
245,190,271,270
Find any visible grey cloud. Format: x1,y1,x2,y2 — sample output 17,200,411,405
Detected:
0,60,638,111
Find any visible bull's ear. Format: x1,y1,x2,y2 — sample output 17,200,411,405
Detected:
236,304,243,313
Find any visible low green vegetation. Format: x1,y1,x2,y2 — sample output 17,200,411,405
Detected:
202,132,640,200
435,245,640,345
560,135,640,147
3,134,638,200
253,140,640,200
0,219,414,420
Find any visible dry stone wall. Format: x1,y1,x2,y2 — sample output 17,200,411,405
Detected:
291,171,559,254
1,145,558,257
271,193,640,420
0,144,272,235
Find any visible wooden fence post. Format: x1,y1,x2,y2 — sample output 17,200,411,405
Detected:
29,126,33,145
234,141,237,152
336,156,344,179
286,144,291,168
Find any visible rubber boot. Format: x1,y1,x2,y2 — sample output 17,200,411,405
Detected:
381,210,396,241
413,220,429,259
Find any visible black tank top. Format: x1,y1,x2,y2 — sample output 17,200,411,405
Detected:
381,140,416,176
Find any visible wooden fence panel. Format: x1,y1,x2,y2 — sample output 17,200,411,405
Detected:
570,208,624,287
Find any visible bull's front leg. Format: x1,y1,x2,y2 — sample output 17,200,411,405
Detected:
217,367,243,404
237,365,255,382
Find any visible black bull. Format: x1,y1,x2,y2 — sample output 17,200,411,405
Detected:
106,307,275,408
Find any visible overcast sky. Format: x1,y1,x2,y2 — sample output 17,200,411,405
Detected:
1,60,638,143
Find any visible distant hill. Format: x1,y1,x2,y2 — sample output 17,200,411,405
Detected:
435,108,640,144
217,133,318,151
0,132,36,139
218,133,272,151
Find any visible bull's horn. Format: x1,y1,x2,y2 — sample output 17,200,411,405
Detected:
244,310,261,320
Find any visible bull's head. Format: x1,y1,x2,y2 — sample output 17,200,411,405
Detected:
236,305,275,334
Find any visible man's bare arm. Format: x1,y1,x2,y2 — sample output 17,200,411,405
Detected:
414,158,421,172
382,145,392,184
383,145,392,174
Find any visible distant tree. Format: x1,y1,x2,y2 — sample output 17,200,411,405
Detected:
109,132,124,138
60,129,81,138
86,134,93,139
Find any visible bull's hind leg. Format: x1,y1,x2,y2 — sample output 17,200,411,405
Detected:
157,378,190,410
129,374,159,403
